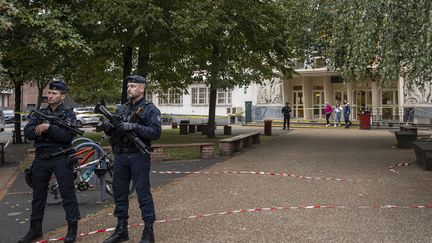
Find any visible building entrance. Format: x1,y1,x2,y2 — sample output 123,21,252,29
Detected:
293,86,303,118
313,90,324,119
355,90,372,119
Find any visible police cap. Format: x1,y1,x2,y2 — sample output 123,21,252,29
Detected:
49,81,68,92
127,75,146,84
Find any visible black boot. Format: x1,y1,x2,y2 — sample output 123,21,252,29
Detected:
103,219,129,243
140,222,155,243
18,220,43,243
64,221,78,243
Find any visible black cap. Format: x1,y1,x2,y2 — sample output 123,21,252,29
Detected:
49,81,67,92
127,75,146,84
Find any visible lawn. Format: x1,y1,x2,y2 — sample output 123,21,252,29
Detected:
80,128,276,161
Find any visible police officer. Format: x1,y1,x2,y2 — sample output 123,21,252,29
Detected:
102,75,161,243
281,102,292,130
20,81,80,243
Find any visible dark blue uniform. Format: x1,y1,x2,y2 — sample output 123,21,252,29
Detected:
104,98,161,223
24,104,80,224
281,105,292,129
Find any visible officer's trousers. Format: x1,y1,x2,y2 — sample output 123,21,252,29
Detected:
283,116,290,129
31,157,80,223
113,152,155,223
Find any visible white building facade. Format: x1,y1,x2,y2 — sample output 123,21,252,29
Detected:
148,62,432,125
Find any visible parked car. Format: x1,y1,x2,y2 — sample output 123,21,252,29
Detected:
73,107,95,114
3,109,14,124
76,113,102,127
0,110,5,131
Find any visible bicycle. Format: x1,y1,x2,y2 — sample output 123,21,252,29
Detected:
45,137,136,205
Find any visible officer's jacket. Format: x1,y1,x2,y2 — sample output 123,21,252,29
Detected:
108,98,161,149
281,106,292,117
24,103,76,151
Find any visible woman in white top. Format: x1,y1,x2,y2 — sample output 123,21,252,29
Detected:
334,101,342,127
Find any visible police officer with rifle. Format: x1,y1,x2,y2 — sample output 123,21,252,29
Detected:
98,75,161,243
20,81,82,243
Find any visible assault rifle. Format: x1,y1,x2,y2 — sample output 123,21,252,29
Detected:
94,103,150,154
29,109,84,136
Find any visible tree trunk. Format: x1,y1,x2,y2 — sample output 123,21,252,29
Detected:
138,42,150,98
36,80,46,109
121,46,133,104
137,42,150,78
13,81,23,144
207,85,217,138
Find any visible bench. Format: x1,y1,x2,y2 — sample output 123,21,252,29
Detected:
400,125,418,135
12,130,27,144
0,142,6,164
219,132,260,156
394,131,417,148
151,143,215,162
412,141,432,170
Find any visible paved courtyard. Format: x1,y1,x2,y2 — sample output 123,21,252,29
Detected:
11,128,432,242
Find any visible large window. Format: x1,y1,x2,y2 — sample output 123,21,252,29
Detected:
192,87,231,105
217,89,232,104
159,90,182,105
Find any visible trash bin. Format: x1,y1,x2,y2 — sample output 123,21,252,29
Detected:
359,111,371,130
179,120,189,135
264,119,272,136
223,125,232,135
171,122,178,129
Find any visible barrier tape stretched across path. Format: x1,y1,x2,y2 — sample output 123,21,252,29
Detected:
152,170,393,182
36,203,432,243
388,160,415,174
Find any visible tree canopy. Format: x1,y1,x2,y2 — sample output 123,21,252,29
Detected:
316,0,432,87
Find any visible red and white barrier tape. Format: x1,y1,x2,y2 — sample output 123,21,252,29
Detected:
36,203,432,243
388,160,414,174
152,170,392,182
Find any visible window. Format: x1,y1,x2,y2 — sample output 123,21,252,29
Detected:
192,87,232,105
159,90,182,105
217,89,232,104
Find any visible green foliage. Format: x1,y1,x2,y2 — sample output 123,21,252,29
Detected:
0,1,89,88
320,0,432,87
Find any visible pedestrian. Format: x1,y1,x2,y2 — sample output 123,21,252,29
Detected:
334,101,342,127
324,102,333,127
20,81,80,243
343,99,352,128
101,75,161,243
281,102,292,130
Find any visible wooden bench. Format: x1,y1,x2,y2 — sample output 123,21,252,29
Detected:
12,129,27,144
394,131,417,149
219,132,260,156
400,125,418,135
412,141,432,170
151,143,215,162
0,142,6,164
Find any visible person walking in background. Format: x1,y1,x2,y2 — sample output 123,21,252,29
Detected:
324,102,333,127
281,102,292,130
334,101,342,127
343,99,352,128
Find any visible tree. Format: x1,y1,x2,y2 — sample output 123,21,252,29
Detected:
323,0,432,87
174,0,297,137
0,1,88,143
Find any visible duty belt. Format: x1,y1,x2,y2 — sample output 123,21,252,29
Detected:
113,147,141,154
36,148,74,160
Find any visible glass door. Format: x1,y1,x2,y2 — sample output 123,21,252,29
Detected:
355,90,372,119
293,91,304,118
313,91,324,119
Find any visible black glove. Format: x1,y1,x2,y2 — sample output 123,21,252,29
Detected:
101,120,114,130
119,122,137,132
